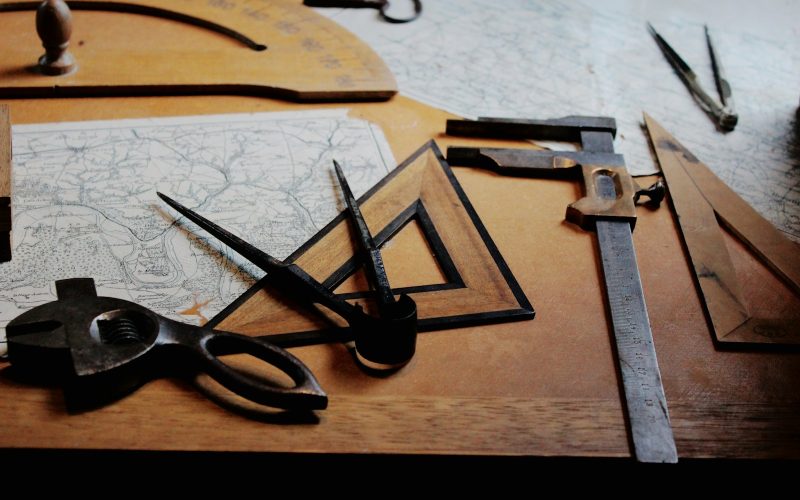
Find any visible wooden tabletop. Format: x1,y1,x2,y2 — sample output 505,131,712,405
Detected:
0,1,798,460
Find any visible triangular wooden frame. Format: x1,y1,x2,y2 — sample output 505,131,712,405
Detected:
209,141,534,347
645,114,800,346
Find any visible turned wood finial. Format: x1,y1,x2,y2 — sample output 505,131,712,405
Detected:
36,0,76,75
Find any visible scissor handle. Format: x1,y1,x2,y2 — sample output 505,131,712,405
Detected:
380,0,422,23
303,0,421,23
170,327,328,412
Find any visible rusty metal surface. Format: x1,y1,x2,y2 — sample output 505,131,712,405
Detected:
6,277,327,412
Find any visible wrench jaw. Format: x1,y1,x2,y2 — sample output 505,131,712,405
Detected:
62,352,157,412
6,278,163,411
5,312,153,410
6,316,71,384
71,310,162,411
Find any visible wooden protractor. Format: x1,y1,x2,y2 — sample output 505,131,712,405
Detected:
0,0,396,100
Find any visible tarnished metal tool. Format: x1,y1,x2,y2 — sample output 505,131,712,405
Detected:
333,160,417,368
647,23,737,131
645,113,800,345
6,278,327,412
447,115,677,463
158,192,417,369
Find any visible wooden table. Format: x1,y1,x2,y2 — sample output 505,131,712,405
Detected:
1,1,798,460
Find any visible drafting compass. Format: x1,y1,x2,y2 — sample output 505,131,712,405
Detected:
648,23,737,131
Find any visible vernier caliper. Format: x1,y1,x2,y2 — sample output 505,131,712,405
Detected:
447,115,677,463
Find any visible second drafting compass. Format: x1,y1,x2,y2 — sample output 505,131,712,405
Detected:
332,160,417,369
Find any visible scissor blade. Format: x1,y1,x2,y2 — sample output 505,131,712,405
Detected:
333,161,396,309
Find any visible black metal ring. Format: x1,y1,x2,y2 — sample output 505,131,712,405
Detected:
379,0,422,23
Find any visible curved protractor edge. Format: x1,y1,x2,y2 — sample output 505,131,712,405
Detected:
0,0,397,101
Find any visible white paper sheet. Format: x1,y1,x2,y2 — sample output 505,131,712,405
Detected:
0,109,396,354
316,0,800,240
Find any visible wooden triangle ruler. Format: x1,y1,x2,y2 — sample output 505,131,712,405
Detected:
209,141,534,346
645,113,800,346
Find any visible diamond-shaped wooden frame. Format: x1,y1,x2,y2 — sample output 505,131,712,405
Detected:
209,141,533,347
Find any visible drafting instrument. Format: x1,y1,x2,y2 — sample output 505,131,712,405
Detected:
0,105,10,262
447,116,676,463
0,0,396,100
645,113,800,345
334,160,417,368
158,192,418,368
211,141,533,345
647,23,737,131
6,277,327,412
304,0,422,24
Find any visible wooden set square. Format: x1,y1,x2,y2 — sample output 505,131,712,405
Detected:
210,141,534,346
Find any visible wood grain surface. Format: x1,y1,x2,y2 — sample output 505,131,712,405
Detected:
0,0,396,100
0,104,9,261
0,93,798,458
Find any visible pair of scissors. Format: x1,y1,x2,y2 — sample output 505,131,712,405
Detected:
156,160,417,371
6,277,327,412
648,23,738,131
304,0,422,24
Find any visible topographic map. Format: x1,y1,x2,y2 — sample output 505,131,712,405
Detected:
0,110,395,353
317,0,800,240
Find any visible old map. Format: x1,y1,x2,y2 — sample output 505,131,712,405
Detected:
317,0,800,239
0,110,395,353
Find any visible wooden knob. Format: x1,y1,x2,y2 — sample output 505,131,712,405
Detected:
36,0,76,75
